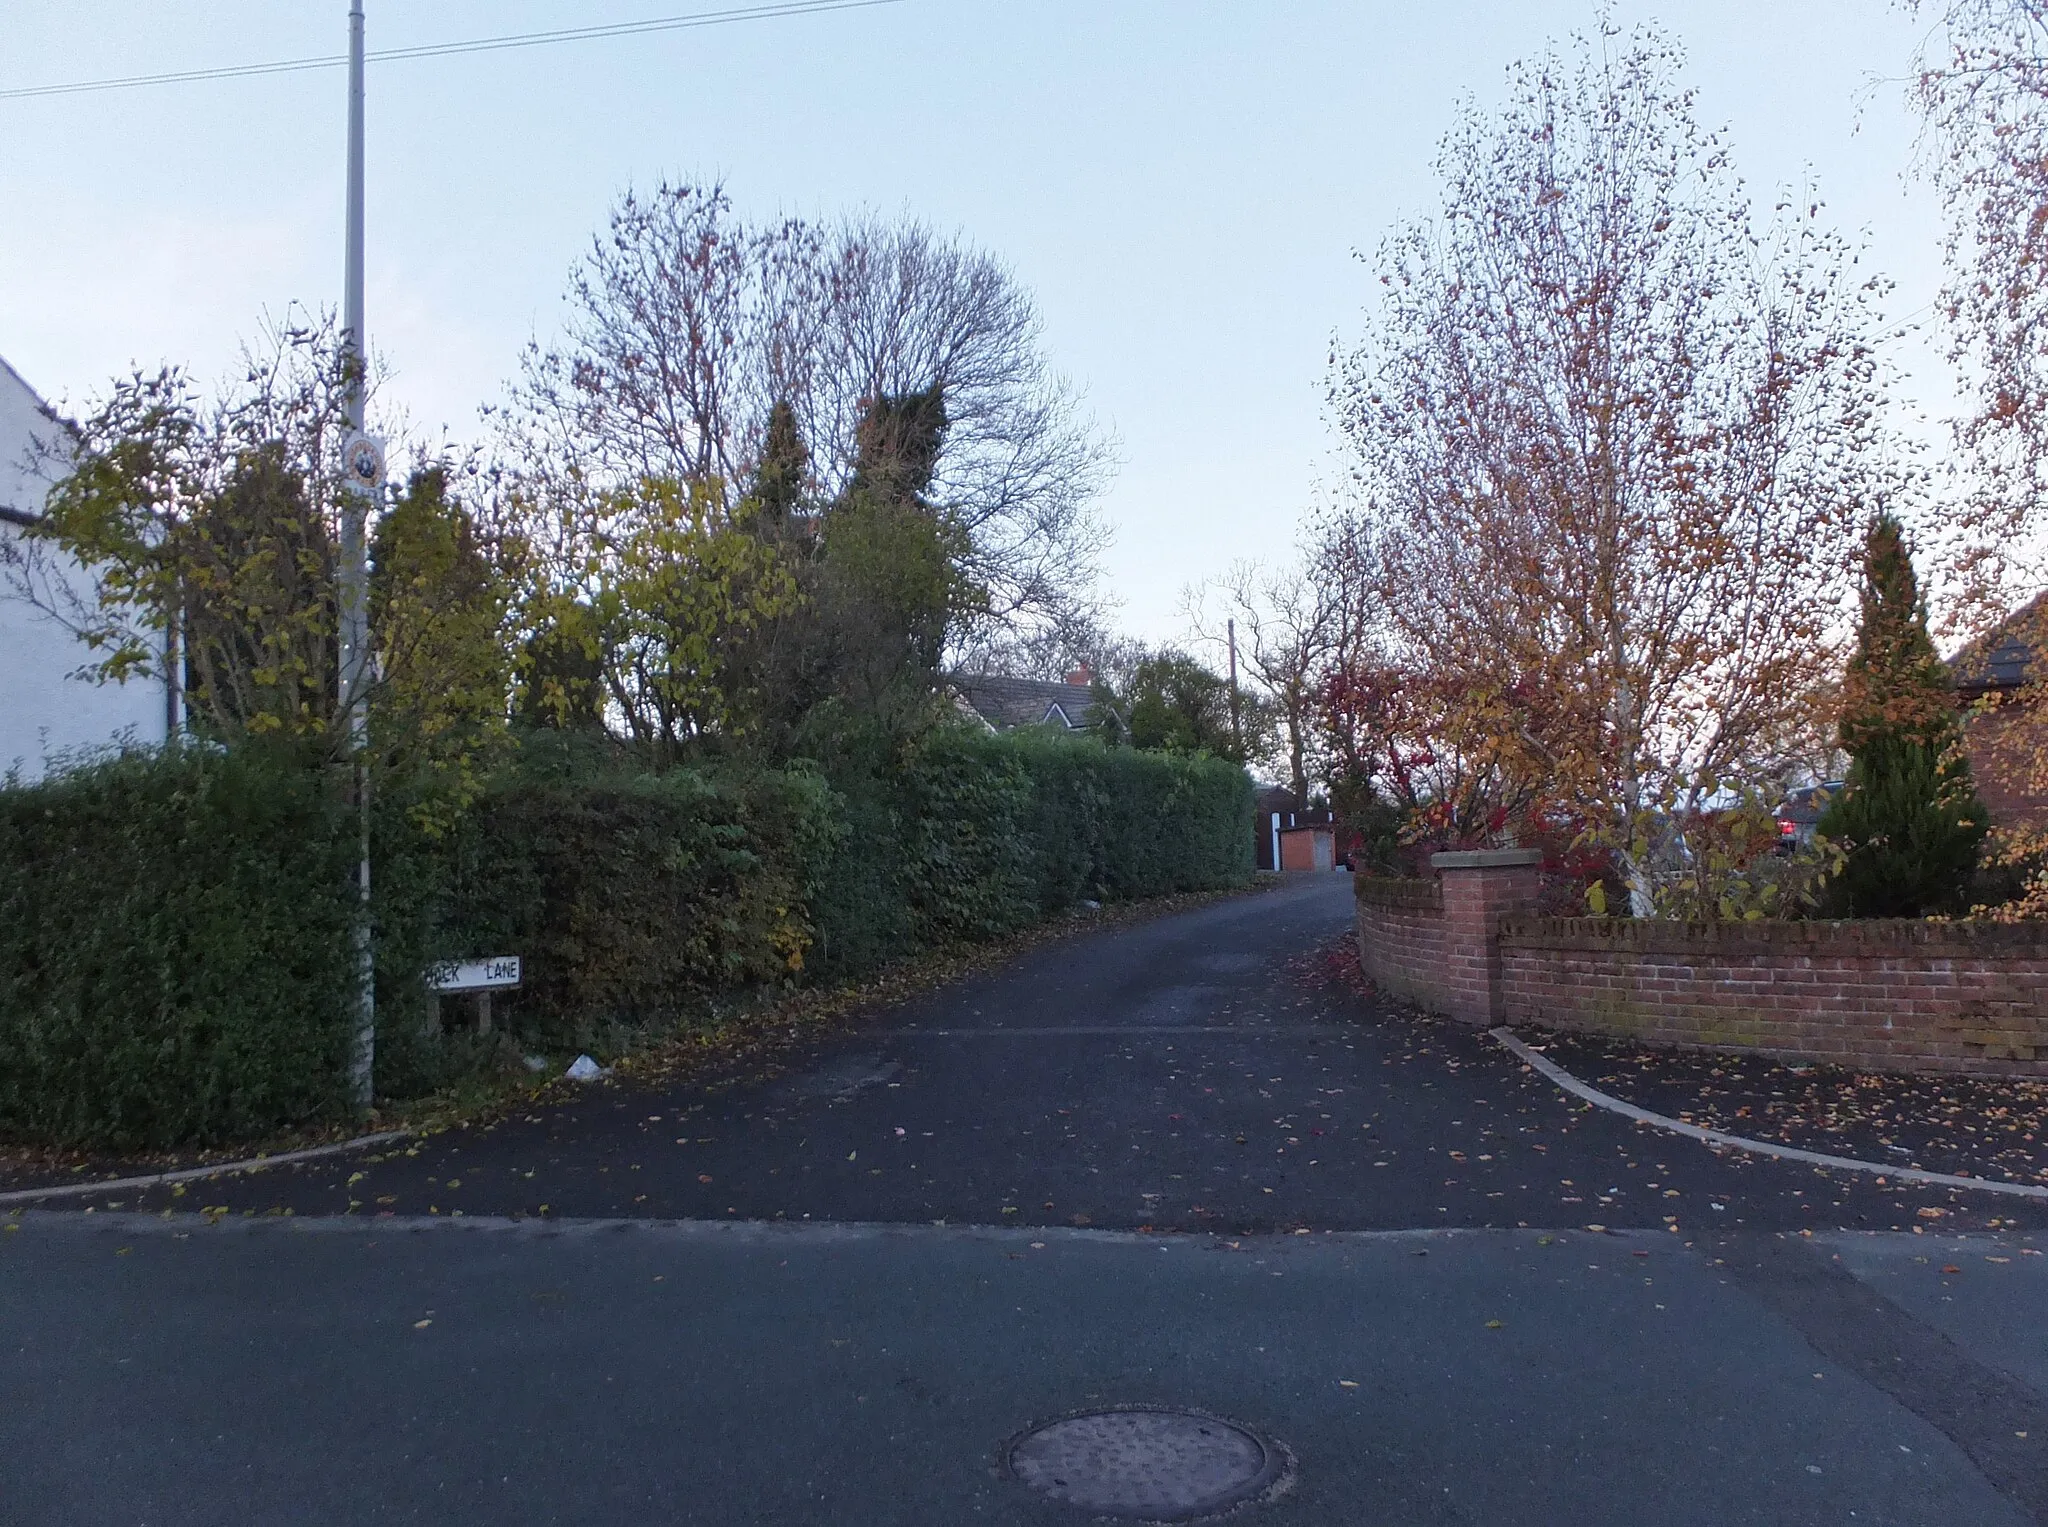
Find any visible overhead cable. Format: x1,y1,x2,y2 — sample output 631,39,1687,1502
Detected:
0,0,908,101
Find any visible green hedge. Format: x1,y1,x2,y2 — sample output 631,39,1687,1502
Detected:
0,746,360,1148
804,728,1253,979
1005,730,1255,907
437,765,837,1049
0,725,1252,1146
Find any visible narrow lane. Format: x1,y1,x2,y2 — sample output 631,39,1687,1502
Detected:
9,876,2048,1525
78,875,2047,1236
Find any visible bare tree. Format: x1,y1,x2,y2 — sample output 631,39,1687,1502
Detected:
502,181,1112,650
1185,555,1340,801
1331,24,1898,913
1910,1,2048,617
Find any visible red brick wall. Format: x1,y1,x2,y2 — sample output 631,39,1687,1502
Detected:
1353,876,1448,1014
1353,850,1544,1025
1498,918,2048,1079
1357,858,2048,1078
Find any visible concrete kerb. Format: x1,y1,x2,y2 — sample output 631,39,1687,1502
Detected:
1491,1026,2048,1202
0,1129,412,1207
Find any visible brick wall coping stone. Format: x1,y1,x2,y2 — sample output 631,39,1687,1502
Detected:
1352,876,1443,912
1498,915,2048,958
1430,848,1545,870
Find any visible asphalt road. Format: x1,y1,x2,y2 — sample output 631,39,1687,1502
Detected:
5,875,2047,1525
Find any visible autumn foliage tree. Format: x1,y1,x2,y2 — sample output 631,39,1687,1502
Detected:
1330,25,1894,914
1911,1,2048,611
1904,1,2048,919
3,324,521,832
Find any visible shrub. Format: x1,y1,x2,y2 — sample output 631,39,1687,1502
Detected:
0,723,1254,1146
0,745,360,1148
436,762,837,1049
1820,739,1987,918
1006,731,1254,905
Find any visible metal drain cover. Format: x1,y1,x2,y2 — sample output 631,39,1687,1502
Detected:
1005,1407,1284,1520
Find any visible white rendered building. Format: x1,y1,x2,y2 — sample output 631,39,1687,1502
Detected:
0,354,173,781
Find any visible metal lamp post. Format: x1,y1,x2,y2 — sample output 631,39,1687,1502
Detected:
339,0,380,1112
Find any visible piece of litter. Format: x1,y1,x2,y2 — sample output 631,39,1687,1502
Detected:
413,1319,432,1329
564,1055,605,1081
523,1055,548,1073
1339,1380,1359,1388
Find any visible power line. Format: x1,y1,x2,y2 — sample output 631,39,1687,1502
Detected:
0,0,910,102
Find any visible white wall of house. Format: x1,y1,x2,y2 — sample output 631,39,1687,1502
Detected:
0,355,169,781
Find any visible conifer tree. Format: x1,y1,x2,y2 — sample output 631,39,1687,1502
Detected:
751,398,810,536
1818,514,1986,916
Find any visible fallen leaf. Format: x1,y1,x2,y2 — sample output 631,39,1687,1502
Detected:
1485,1319,1504,1330
1339,1380,1359,1388
413,1319,432,1329
697,1174,714,1184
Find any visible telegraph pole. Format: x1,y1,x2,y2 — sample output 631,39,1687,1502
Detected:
339,0,382,1113
1227,618,1242,758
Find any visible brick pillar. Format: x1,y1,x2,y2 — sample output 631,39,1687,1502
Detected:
1431,848,1544,1025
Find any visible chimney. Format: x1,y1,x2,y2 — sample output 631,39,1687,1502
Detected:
1065,663,1094,688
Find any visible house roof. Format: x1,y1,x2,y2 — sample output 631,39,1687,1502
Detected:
950,674,1112,733
1950,592,2048,698
0,352,71,523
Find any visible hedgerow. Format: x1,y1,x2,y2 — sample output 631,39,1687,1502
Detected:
0,725,1253,1147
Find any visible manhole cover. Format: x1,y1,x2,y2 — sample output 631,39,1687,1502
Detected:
1004,1407,1286,1521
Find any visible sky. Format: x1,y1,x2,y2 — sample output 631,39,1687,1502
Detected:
0,0,1956,647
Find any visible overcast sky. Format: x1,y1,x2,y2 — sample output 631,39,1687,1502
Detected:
0,1,1953,645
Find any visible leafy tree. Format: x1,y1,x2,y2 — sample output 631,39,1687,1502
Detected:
751,397,812,538
516,605,607,734
5,325,524,803
1909,1,2048,611
182,441,336,741
1124,651,1254,762
540,476,801,766
7,324,361,751
1818,515,1987,915
370,466,515,823
1907,2,2048,919
1331,24,1894,914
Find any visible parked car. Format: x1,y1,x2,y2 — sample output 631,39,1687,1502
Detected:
1773,782,1842,852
